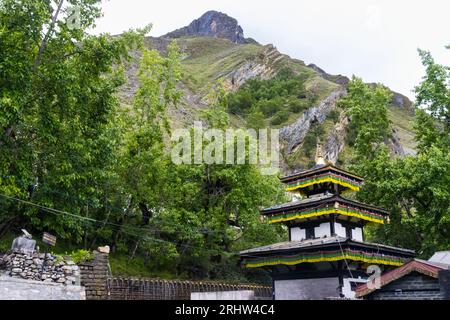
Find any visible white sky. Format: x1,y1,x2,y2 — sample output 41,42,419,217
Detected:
91,0,450,100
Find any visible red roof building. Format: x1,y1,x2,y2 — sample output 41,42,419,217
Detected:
355,259,450,299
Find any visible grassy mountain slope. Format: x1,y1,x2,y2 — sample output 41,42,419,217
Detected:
121,34,416,173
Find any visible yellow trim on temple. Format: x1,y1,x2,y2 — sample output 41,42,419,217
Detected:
268,209,385,224
244,254,404,268
286,177,361,192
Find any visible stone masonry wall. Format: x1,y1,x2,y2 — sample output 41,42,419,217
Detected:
78,250,111,300
0,251,80,285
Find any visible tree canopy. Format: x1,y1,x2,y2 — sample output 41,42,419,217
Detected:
0,0,285,282
339,48,450,257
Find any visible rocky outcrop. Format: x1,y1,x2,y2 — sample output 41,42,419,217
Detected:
324,112,349,164
391,91,414,114
164,11,250,44
308,65,414,113
223,45,284,92
386,129,407,157
307,63,349,86
224,62,271,91
280,89,347,153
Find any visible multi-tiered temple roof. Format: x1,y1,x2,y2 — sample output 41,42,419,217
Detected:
240,236,414,268
261,194,388,225
239,143,414,272
281,164,364,195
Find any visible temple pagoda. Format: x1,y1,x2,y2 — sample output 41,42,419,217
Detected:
239,142,414,300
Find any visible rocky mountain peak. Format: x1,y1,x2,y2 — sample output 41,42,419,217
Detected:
164,10,249,44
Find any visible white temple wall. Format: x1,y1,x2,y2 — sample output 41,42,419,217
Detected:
314,222,331,238
342,276,368,299
352,227,363,241
290,227,305,241
334,222,347,238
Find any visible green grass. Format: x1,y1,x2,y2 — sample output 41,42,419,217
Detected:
178,37,262,93
109,254,178,279
174,36,339,107
387,106,417,151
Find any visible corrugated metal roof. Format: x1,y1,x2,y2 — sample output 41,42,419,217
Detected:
429,251,450,265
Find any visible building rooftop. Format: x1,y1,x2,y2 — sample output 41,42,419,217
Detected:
281,164,364,184
429,251,450,265
261,193,334,212
355,258,450,298
261,194,388,216
239,235,415,256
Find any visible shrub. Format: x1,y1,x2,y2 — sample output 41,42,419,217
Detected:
271,109,290,125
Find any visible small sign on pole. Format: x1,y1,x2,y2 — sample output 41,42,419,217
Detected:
42,232,57,247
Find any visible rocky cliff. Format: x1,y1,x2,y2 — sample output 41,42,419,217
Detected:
164,10,251,44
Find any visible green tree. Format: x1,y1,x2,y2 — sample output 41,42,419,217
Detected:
247,107,266,129
338,76,392,161
340,51,450,258
0,0,147,240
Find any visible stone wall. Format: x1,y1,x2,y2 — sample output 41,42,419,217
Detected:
0,275,85,300
78,250,111,300
0,251,80,285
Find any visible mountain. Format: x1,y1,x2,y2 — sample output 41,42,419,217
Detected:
164,10,255,44
120,12,417,173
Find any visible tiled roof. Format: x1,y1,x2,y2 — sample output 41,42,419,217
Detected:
355,259,450,298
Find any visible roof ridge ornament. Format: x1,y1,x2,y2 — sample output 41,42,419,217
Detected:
315,138,326,166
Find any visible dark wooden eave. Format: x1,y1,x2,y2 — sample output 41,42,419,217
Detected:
260,194,389,216
280,164,364,184
239,236,415,258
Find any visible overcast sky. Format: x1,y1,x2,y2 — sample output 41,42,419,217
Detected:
91,0,450,100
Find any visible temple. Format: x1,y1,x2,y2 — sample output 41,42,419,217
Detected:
239,142,415,299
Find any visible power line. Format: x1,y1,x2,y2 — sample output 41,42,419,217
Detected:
25,185,224,236
0,190,220,235
0,193,227,255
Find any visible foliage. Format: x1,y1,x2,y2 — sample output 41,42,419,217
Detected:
339,77,392,160
65,249,94,264
270,109,290,125
246,107,266,129
340,51,450,257
227,68,314,126
302,122,326,158
0,2,286,282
